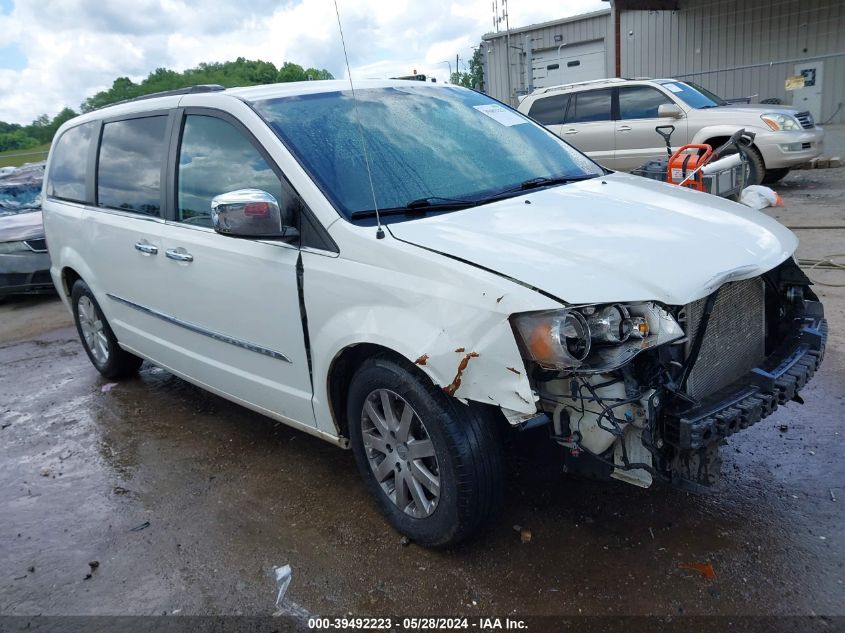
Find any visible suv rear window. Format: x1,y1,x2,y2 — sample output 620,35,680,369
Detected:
565,89,612,123
527,94,569,126
97,116,168,216
47,122,95,203
618,86,673,119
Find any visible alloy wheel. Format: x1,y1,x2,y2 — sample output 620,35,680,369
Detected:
77,296,109,365
361,388,441,518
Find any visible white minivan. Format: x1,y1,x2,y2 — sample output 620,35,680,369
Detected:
43,81,826,546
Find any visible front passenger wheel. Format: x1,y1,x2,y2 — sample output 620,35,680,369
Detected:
71,280,143,379
347,356,505,547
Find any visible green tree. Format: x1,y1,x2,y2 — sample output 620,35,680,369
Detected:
468,48,484,91
0,129,40,152
0,58,336,149
449,49,484,90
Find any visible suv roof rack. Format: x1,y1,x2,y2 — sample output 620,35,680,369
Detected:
533,77,627,95
102,84,227,110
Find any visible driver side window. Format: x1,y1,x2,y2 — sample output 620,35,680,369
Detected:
177,115,285,226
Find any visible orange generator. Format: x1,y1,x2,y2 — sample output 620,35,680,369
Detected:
666,144,713,191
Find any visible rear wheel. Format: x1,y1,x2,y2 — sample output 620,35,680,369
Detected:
71,280,143,379
347,356,505,547
763,168,790,184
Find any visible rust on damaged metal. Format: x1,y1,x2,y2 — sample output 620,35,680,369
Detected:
443,352,479,397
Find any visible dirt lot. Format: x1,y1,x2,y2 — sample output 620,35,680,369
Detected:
1,169,844,625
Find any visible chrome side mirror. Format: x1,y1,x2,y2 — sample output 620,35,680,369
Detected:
658,103,684,119
211,189,293,238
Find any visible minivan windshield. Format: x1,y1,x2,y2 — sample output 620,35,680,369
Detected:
252,85,603,221
659,80,728,109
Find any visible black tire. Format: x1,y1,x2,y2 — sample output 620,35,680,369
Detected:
709,141,765,186
347,356,505,547
71,280,143,379
763,168,790,184
739,144,766,186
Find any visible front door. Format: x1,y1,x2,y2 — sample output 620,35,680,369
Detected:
614,85,687,171
157,112,315,428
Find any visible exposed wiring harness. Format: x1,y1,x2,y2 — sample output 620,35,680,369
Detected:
797,254,845,287
540,375,659,475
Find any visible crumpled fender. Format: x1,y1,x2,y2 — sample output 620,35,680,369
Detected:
302,232,561,437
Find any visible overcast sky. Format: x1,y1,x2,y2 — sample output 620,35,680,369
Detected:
0,0,606,125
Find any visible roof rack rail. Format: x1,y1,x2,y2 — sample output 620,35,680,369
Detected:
534,77,626,95
100,84,227,110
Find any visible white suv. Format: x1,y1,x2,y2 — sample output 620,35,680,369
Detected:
518,78,825,184
43,81,826,546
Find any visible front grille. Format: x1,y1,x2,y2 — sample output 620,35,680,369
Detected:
795,111,815,129
684,278,766,400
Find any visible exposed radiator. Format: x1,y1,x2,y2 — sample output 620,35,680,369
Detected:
684,278,766,400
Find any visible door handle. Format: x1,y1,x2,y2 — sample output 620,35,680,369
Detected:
165,248,194,263
134,241,158,255
563,129,578,135
617,125,632,132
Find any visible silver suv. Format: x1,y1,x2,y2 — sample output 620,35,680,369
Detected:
518,77,825,184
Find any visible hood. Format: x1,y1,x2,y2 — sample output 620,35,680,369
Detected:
697,103,808,118
713,103,804,113
0,210,45,242
387,173,797,306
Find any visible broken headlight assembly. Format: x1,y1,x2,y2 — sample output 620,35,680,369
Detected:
511,302,685,373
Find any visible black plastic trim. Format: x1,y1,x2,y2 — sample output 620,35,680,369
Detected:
665,314,827,450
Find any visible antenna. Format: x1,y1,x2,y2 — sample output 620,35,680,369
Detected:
332,0,384,239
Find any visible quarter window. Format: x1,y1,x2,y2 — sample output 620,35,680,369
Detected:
97,116,168,216
565,89,612,123
527,94,569,126
177,115,284,226
619,86,673,119
47,122,95,203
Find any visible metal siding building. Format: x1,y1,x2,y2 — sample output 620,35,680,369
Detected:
481,10,614,106
481,0,844,124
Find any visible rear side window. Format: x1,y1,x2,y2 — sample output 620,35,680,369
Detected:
97,116,168,216
527,94,569,126
565,89,612,123
47,122,95,203
619,86,673,119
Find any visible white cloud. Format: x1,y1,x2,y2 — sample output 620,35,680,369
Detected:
0,0,606,124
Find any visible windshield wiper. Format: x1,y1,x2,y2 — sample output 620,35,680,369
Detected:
476,173,600,203
349,196,478,220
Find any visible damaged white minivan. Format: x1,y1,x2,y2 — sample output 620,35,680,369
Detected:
43,81,827,546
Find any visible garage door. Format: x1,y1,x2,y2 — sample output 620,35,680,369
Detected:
532,39,606,90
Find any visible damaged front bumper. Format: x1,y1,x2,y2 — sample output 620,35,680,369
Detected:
666,312,827,451
532,260,827,492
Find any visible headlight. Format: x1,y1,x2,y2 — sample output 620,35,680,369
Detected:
0,240,29,255
760,113,801,131
512,302,684,373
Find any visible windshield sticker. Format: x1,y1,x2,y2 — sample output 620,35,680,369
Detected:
473,104,527,126
664,83,683,93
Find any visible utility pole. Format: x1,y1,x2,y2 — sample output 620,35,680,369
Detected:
503,0,512,105
456,53,460,84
